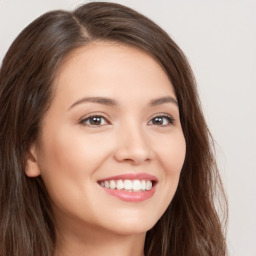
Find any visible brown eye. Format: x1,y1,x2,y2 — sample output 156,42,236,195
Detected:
149,115,174,126
80,115,108,126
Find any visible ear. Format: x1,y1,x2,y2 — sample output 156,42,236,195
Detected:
25,143,41,177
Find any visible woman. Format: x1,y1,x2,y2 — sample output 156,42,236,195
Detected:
0,2,227,256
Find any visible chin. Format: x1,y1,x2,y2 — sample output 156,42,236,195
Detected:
101,214,159,236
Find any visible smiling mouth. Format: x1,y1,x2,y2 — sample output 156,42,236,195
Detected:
97,172,157,191
98,179,154,192
97,176,157,202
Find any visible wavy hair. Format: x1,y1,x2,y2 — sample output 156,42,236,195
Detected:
0,2,227,256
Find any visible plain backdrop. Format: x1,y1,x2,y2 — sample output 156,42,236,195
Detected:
0,0,255,255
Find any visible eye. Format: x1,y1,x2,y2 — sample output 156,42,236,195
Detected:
148,114,174,126
80,115,109,127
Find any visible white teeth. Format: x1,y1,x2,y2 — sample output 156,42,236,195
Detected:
116,180,124,190
101,179,153,191
110,180,116,189
132,180,141,191
146,180,152,190
141,180,146,190
105,180,110,189
123,180,133,190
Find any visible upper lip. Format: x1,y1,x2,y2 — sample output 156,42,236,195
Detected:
98,172,158,182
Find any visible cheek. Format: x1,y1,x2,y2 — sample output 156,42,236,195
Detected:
37,129,114,196
39,127,111,171
37,135,85,209
155,132,186,197
143,131,185,222
36,131,114,221
156,132,186,176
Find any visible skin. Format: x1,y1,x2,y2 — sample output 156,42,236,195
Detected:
26,41,186,256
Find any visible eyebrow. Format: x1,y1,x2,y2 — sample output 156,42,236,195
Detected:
68,96,178,110
149,96,178,107
69,97,118,110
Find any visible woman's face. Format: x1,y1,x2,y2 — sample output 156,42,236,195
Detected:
27,42,186,236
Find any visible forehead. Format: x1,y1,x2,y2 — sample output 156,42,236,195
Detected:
52,41,176,105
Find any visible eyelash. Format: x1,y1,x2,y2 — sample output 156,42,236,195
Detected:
79,113,174,127
148,114,174,126
79,114,110,127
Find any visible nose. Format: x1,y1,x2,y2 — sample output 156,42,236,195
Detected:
114,122,154,165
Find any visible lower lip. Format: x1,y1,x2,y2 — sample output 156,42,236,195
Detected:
100,186,156,202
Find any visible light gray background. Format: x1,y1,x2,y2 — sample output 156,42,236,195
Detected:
0,0,255,255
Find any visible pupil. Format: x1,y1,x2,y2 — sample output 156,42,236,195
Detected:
153,117,163,125
91,117,101,124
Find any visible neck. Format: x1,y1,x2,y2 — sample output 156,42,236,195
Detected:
54,220,146,256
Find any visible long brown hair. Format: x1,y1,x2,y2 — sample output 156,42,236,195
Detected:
0,2,227,256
